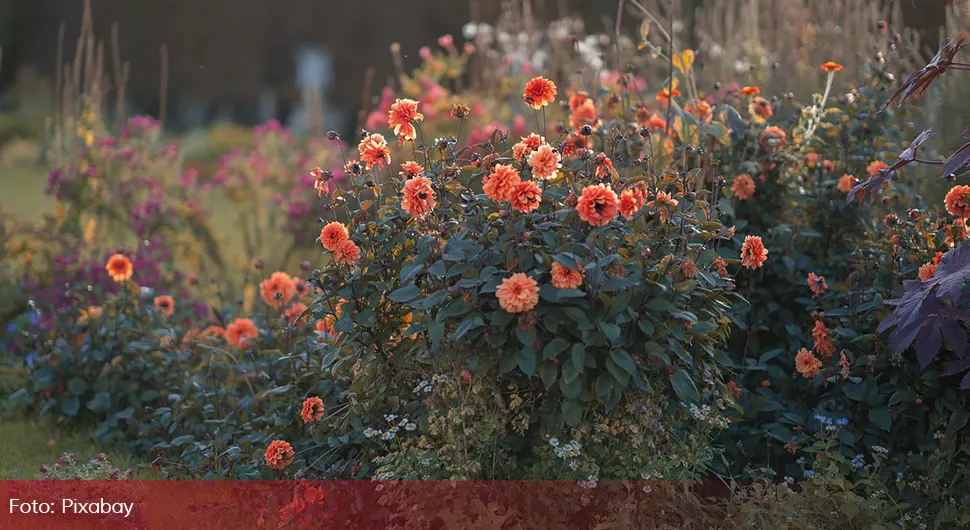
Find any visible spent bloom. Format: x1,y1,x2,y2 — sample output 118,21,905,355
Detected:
740,235,768,270
264,440,295,471
577,184,620,226
496,273,540,313
919,261,937,281
523,77,558,109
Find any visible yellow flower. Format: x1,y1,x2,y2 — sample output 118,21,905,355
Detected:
85,131,95,148
243,284,256,314
672,50,695,74
83,219,97,245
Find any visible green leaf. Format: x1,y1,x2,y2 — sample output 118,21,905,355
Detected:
647,298,676,312
691,321,718,334
539,361,558,389
670,370,699,403
516,325,537,348
428,321,445,343
571,343,585,373
595,374,613,399
560,373,583,399
543,338,570,359
400,262,424,282
86,392,111,413
454,316,484,340
437,300,471,320
388,284,421,303
61,396,80,417
868,408,892,431
428,260,447,277
171,435,195,447
946,410,969,437
562,360,580,384
516,348,537,375
562,399,584,426
601,277,634,292
499,352,518,374
67,378,87,396
598,322,621,344
609,349,637,375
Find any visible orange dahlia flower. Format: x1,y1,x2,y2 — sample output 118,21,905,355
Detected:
401,176,436,218
795,348,822,378
264,440,294,470
527,144,562,181
153,295,175,317
761,126,787,147
577,183,620,226
919,262,937,281
105,253,133,282
945,185,970,218
732,174,756,200
358,133,391,170
741,86,760,96
867,160,888,176
837,174,857,193
225,318,259,349
619,188,646,219
812,320,836,357
807,272,828,295
569,98,599,130
513,133,545,163
821,62,844,72
740,235,768,270
400,161,423,177
496,273,540,313
483,164,522,202
523,77,558,109
320,222,350,251
199,325,225,341
315,316,335,335
333,240,361,266
509,180,542,213
77,306,103,326
750,96,773,120
300,396,325,423
388,98,424,141
285,302,308,326
260,271,296,308
647,190,678,222
551,262,584,290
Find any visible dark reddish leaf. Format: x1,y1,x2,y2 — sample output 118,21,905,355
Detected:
940,140,970,179
848,129,934,202
881,38,967,112
943,359,970,377
915,320,943,369
963,371,970,390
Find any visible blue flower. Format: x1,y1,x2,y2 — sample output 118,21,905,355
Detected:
803,469,816,478
835,417,849,426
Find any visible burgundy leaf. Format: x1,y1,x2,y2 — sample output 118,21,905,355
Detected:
962,371,970,390
942,359,970,377
941,318,969,357
848,129,934,202
881,38,967,112
940,140,970,179
915,320,943,370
